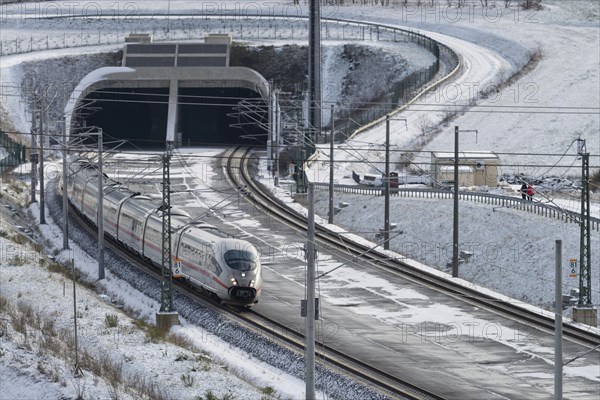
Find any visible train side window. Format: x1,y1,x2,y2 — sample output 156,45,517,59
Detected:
208,256,222,276
132,219,142,233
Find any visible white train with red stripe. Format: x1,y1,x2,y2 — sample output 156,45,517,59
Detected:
66,159,262,306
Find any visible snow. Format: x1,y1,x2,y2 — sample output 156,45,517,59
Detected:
0,184,325,400
1,0,600,399
307,189,600,308
325,2,600,173
0,245,285,400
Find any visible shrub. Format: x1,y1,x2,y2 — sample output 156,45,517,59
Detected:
11,233,29,245
146,325,166,343
11,256,25,266
167,331,194,349
261,386,276,397
0,295,8,312
104,313,119,328
174,353,188,362
180,373,194,387
48,262,65,274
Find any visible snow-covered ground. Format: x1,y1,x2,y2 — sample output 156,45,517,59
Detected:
0,232,304,400
1,1,600,399
307,2,599,180
309,185,599,308
0,169,327,400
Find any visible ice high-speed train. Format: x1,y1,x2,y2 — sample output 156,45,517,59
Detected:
66,158,262,306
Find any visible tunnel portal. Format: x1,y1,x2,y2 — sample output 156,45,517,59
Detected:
81,86,267,149
66,35,271,150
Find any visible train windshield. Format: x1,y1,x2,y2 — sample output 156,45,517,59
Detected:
224,250,258,271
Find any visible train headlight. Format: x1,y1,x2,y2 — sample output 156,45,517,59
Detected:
230,278,238,286
249,280,255,288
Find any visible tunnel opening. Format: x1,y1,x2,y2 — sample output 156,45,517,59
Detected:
80,87,169,149
79,86,267,149
178,87,267,146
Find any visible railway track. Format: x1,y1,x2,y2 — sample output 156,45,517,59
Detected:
225,146,600,349
58,176,438,399
58,147,598,399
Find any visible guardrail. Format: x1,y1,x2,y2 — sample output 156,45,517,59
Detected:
312,182,600,231
0,130,27,176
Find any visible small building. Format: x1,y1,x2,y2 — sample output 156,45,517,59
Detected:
125,33,153,43
431,151,499,188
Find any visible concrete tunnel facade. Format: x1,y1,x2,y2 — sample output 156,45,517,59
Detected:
64,37,271,149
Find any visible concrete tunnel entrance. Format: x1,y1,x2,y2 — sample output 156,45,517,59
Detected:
81,86,267,149
66,37,272,150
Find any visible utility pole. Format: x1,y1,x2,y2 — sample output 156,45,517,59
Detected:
572,139,596,326
328,104,334,224
304,0,321,184
383,117,406,250
297,133,307,194
39,99,46,224
452,126,478,278
161,143,173,313
30,92,38,204
578,140,591,306
305,183,316,400
97,129,104,280
452,126,459,277
267,83,274,177
274,90,280,187
157,140,179,331
555,240,563,400
384,116,391,250
62,115,69,250
71,258,82,376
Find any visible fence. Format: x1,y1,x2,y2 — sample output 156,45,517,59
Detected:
313,182,600,231
0,130,27,176
0,15,453,58
1,14,460,156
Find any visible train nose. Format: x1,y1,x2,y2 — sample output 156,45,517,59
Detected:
229,286,257,302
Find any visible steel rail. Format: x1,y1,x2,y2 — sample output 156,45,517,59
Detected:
222,146,446,400
59,175,437,400
228,147,600,349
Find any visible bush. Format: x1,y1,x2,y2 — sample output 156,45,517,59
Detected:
11,233,29,245
180,373,194,387
146,325,166,343
167,331,194,349
261,386,276,397
520,0,542,10
47,262,65,274
104,313,119,328
197,391,235,400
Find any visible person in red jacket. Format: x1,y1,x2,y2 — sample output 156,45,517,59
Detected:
527,184,535,201
520,183,528,200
